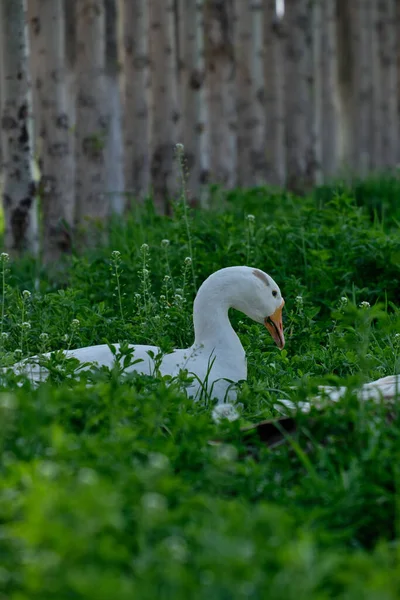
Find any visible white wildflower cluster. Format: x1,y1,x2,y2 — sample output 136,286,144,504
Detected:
22,290,31,300
359,301,370,309
339,296,348,309
111,250,121,262
295,295,303,307
161,239,170,249
1,332,9,340
212,402,240,423
184,256,192,266
246,214,255,223
0,253,9,263
40,332,49,342
71,318,80,329
21,321,31,330
140,243,149,252
175,143,184,152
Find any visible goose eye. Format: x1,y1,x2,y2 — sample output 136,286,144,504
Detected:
272,290,278,298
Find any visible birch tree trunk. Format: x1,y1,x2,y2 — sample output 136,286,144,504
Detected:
353,0,373,175
37,0,75,264
235,0,266,187
378,0,398,169
0,0,38,255
321,0,338,178
284,0,312,192
204,0,237,188
105,0,124,214
75,0,110,243
264,0,285,186
179,0,208,203
310,0,323,186
370,0,382,171
119,0,151,203
335,0,356,173
149,0,180,213
26,0,45,169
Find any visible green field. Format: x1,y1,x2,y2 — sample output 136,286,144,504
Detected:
1,178,400,598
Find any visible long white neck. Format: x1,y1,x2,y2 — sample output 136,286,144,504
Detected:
192,268,246,350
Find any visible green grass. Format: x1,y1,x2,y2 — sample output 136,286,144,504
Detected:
1,178,400,598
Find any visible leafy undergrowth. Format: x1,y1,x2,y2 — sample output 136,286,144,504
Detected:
1,179,400,598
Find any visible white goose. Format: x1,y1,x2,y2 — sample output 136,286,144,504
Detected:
13,266,285,403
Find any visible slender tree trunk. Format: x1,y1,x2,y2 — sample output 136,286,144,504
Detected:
75,0,110,243
26,0,45,168
378,0,398,169
284,0,312,192
235,0,266,187
335,0,355,174
204,0,237,188
149,0,180,213
119,0,151,203
310,0,323,186
264,0,285,186
353,0,373,175
105,0,124,214
37,0,75,264
321,0,338,178
179,0,208,202
0,0,38,255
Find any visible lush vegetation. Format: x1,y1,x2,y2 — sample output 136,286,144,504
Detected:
1,176,400,598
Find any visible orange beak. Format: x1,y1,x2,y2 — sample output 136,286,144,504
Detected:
264,300,285,349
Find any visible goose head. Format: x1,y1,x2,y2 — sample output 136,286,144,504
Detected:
230,267,285,349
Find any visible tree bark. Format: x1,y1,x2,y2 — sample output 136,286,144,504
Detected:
310,0,323,186
179,0,209,202
335,0,356,174
378,0,398,169
264,0,285,186
353,0,373,175
0,0,38,256
75,0,110,243
149,0,180,213
320,0,338,178
119,0,151,203
105,0,124,214
36,0,75,264
204,0,237,188
284,0,313,192
235,0,266,187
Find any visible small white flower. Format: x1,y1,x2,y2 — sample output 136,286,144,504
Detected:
295,295,303,306
163,275,171,282
140,243,149,252
174,294,183,302
339,296,348,307
160,294,166,301
148,452,169,471
142,268,149,276
184,257,192,265
0,253,9,263
161,239,170,248
111,250,121,260
14,348,22,358
21,321,31,330
134,293,141,300
212,403,240,423
71,318,80,328
1,332,9,340
175,143,184,152
359,301,370,309
141,492,167,513
22,290,31,300
395,333,400,339
62,334,68,342
246,214,255,223
39,332,49,342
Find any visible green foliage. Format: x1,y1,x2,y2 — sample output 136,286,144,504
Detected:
1,178,400,597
